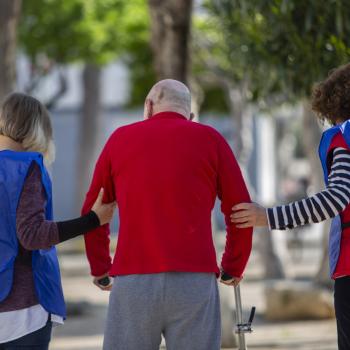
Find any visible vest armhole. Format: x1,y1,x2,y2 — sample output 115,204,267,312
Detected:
326,133,350,171
27,161,39,177
30,158,52,212
326,147,336,171
17,161,43,208
329,132,349,150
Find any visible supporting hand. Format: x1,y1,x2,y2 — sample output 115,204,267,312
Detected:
91,188,116,225
230,202,268,228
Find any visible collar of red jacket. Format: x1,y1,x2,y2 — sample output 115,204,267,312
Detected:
150,111,187,121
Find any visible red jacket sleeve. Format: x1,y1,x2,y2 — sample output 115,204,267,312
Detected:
216,135,253,278
82,137,116,277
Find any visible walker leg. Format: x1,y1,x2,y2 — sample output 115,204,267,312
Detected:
234,285,256,350
234,285,247,350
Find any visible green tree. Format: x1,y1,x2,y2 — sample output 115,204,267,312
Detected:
203,0,350,161
19,0,150,205
203,0,350,99
19,0,149,104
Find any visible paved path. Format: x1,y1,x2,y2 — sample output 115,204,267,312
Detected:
51,302,337,350
50,252,337,350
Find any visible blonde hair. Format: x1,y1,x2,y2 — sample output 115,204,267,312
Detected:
0,93,55,164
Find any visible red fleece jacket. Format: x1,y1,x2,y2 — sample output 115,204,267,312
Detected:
82,112,253,278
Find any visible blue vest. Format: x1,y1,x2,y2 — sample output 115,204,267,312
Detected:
0,150,66,318
318,120,350,277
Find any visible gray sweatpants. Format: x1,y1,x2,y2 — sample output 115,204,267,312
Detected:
103,272,221,350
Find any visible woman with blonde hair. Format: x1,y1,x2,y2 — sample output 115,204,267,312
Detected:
0,92,115,349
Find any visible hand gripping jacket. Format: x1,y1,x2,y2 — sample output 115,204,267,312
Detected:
0,150,66,318
319,120,350,277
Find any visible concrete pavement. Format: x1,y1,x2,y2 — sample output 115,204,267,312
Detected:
50,250,337,350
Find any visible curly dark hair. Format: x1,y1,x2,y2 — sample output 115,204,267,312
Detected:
312,63,350,125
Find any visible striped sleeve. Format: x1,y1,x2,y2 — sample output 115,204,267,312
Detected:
267,147,350,230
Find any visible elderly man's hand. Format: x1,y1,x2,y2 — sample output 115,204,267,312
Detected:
93,273,113,291
230,202,268,228
220,271,242,286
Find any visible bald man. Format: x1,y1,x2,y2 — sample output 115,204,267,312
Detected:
82,79,253,350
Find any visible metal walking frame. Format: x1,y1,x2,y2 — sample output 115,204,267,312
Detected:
234,285,256,350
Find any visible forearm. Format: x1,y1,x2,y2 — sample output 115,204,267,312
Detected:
18,211,101,250
84,225,112,276
82,191,112,276
221,220,253,277
83,201,112,276
267,190,347,230
56,211,100,243
268,148,350,230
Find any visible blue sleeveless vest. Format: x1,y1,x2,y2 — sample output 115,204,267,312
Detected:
318,120,350,277
0,150,66,318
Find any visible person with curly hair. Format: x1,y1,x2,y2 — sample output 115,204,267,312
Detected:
231,62,350,350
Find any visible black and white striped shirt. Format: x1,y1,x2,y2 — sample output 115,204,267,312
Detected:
267,148,350,230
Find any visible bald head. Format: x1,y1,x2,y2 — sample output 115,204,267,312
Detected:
144,79,193,120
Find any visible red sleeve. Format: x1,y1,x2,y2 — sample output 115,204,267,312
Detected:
82,137,116,277
216,135,253,278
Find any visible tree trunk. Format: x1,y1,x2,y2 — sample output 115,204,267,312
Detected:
77,64,102,208
45,68,68,110
0,0,21,100
301,101,332,287
148,0,193,84
256,228,286,279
